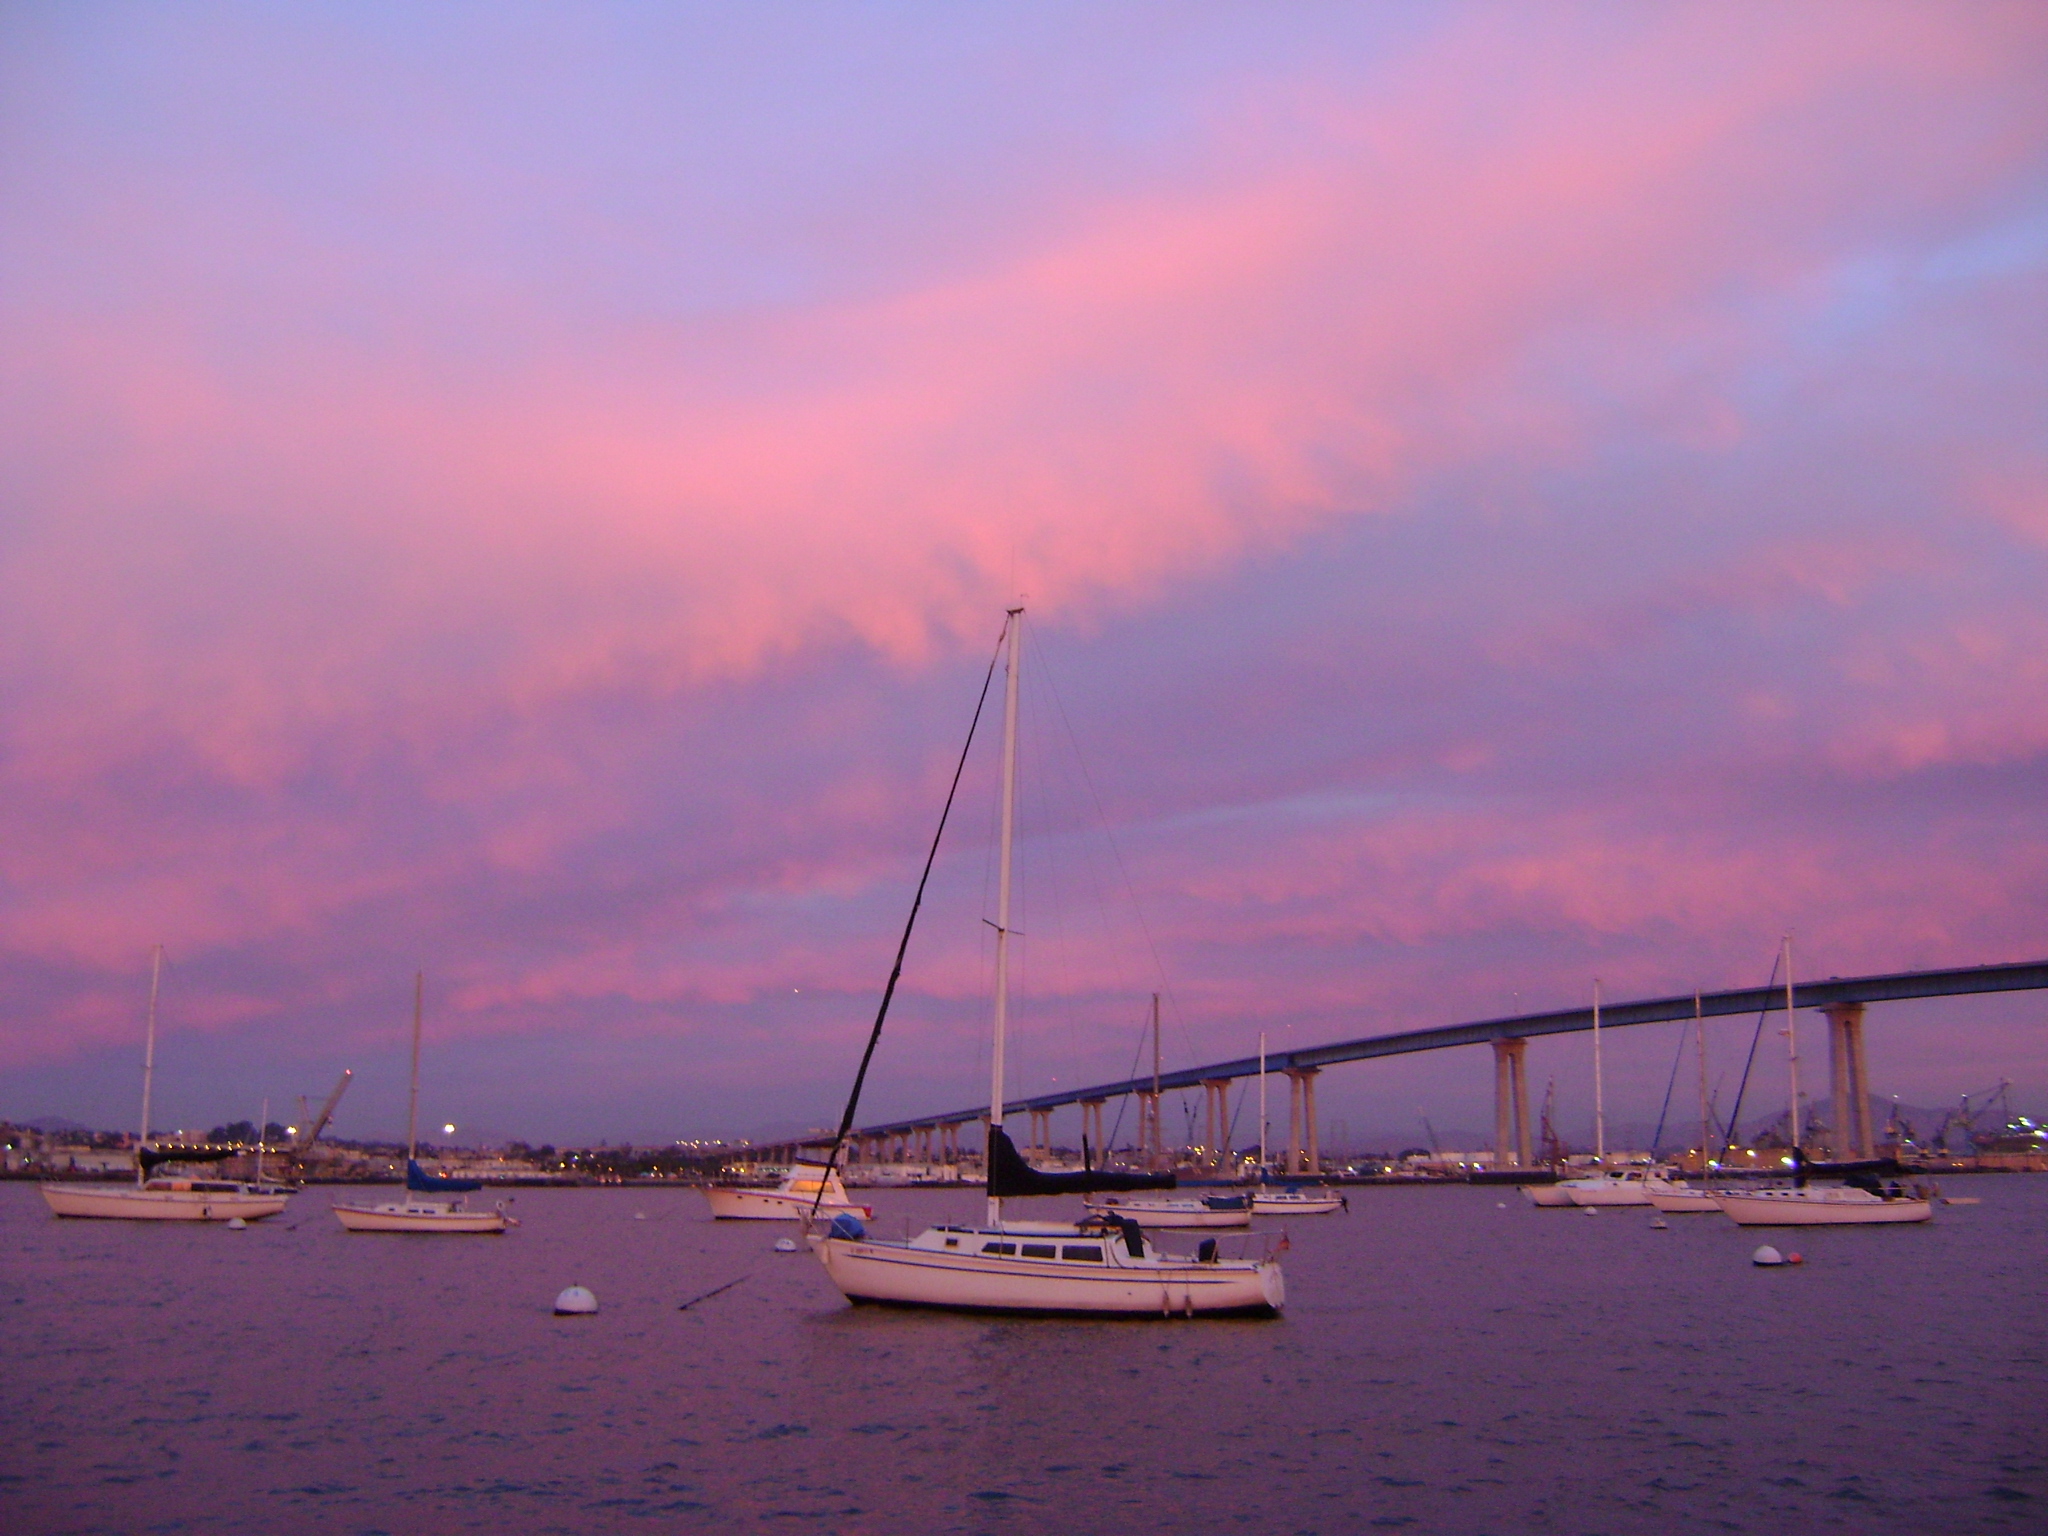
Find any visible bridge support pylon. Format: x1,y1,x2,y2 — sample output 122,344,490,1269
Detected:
1823,1003,1875,1160
1283,1068,1320,1175
1493,1037,1531,1168
1201,1078,1233,1169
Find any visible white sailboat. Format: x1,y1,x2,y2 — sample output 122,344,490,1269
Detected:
333,974,515,1234
1245,1029,1346,1214
703,1160,872,1221
1083,1192,1253,1228
1712,939,1932,1227
1524,979,1649,1207
1648,994,1721,1211
810,608,1285,1317
40,947,293,1223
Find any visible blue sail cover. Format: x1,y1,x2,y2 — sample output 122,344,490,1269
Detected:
407,1158,482,1193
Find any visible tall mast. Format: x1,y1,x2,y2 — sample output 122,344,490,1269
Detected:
406,971,424,1166
986,608,1022,1227
1592,977,1605,1164
1783,936,1801,1152
1694,990,1711,1177
1150,992,1162,1169
138,944,162,1186
256,1096,267,1186
1258,1030,1268,1175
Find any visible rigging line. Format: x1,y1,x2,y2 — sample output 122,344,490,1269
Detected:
808,624,1006,1221
1649,1017,1689,1152
1717,947,1782,1168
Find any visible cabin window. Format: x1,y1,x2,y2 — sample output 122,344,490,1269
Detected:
943,1238,958,1248
1020,1243,1058,1259
982,1241,1016,1255
1061,1245,1103,1262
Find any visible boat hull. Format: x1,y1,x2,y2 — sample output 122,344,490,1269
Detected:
1564,1184,1654,1207
1646,1188,1721,1213
813,1236,1282,1317
39,1183,290,1222
702,1187,872,1221
1082,1199,1252,1229
1520,1184,1579,1207
1250,1193,1346,1215
332,1200,512,1233
1714,1191,1933,1226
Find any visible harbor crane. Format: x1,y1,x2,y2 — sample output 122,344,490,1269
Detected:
291,1069,353,1152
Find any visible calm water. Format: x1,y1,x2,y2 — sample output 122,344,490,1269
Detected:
3,1178,2042,1535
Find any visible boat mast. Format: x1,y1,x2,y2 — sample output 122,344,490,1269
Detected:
1782,936,1801,1153
407,971,424,1166
1694,990,1710,1176
256,1097,267,1187
986,608,1022,1228
1258,1030,1268,1176
1150,992,1162,1170
138,944,162,1186
1592,977,1605,1164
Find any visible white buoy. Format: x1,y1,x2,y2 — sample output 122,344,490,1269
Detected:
1582,1205,1597,1216
1650,1216,1669,1230
633,1212,646,1221
553,1285,599,1315
1752,1245,1785,1267
1496,1202,1506,1209
773,1236,799,1253
226,1217,248,1230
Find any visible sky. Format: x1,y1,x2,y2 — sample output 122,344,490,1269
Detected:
2,2,2045,1150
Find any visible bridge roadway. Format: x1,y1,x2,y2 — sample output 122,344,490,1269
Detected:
823,958,2048,1172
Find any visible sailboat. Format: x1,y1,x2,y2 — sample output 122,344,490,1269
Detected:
703,1159,872,1221
1647,993,1721,1212
40,948,294,1222
1525,980,1657,1208
1244,1030,1346,1214
809,608,1286,1317
1712,940,1932,1227
332,974,515,1234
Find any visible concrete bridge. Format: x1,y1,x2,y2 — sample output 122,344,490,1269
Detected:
760,959,2048,1174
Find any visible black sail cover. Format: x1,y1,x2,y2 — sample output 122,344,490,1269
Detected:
985,1126,1176,1199
138,1145,237,1175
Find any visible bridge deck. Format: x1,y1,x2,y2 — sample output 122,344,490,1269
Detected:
846,958,2048,1139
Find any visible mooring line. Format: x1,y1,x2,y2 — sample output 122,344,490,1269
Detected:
677,1273,752,1311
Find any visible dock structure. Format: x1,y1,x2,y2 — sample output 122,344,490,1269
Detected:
836,958,2048,1174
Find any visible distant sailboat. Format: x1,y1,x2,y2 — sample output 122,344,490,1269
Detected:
1713,940,1932,1227
809,609,1285,1316
332,975,515,1234
40,947,293,1223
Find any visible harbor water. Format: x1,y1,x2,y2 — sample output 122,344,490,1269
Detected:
3,1178,2042,1534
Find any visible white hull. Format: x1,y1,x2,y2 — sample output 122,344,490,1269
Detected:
702,1187,872,1221
40,1182,291,1222
1714,1189,1933,1226
1251,1189,1346,1215
333,1198,513,1233
1647,1187,1722,1213
1520,1183,1578,1207
813,1227,1282,1317
1083,1197,1251,1229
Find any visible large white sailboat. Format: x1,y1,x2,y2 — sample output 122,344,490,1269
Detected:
1711,940,1932,1227
333,975,515,1234
809,609,1285,1318
40,948,293,1223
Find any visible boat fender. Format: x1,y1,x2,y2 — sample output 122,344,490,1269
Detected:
1751,1245,1785,1267
554,1285,599,1315
827,1213,866,1242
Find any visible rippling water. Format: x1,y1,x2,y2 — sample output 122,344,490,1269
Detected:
3,1177,2041,1534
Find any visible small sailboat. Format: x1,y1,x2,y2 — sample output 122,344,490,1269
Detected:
1251,1184,1347,1215
809,609,1285,1317
1712,940,1932,1227
1084,1192,1253,1228
332,975,515,1234
40,948,292,1223
703,1160,872,1221
1649,994,1721,1211
1560,1167,1658,1206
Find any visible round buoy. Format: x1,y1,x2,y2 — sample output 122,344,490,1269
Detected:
1582,1205,1597,1217
1496,1201,1506,1209
1752,1245,1785,1267
226,1217,248,1230
773,1236,799,1253
633,1212,646,1221
1649,1217,1669,1230
553,1285,599,1315
1787,1251,1804,1265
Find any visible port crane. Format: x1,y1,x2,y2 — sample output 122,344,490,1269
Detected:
291,1068,353,1152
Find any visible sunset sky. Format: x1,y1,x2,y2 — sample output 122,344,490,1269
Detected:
3,3,2044,1149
